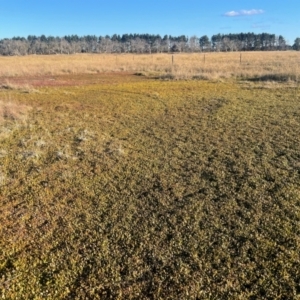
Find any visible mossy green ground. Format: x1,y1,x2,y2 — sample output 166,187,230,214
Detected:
0,74,300,299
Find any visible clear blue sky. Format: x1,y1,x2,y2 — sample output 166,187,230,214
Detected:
0,0,299,44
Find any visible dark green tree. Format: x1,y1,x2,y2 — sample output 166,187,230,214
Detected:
293,38,300,50
199,35,210,51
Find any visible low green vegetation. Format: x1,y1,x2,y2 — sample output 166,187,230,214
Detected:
0,73,300,299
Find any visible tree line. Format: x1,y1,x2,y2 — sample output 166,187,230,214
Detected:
0,33,299,56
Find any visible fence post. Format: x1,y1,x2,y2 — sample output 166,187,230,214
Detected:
172,55,174,65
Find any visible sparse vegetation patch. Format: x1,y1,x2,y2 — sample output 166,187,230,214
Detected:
0,100,31,124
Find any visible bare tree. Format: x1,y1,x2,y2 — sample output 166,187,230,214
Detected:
151,39,162,53
189,35,200,52
161,36,170,53
130,38,147,53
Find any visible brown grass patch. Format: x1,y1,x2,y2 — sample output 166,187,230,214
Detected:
0,80,37,93
0,100,31,124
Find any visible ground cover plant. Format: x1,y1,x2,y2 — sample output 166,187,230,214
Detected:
0,53,300,299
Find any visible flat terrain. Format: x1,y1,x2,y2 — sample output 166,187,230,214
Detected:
0,54,300,299
0,51,299,81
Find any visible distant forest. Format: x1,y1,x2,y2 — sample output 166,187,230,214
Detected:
1,33,300,55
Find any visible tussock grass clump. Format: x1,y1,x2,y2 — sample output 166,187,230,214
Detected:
248,73,299,82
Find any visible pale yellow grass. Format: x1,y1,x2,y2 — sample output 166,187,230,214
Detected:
0,100,31,124
1,79,37,93
0,51,299,81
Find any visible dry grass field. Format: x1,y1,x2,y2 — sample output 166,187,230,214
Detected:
0,52,300,299
0,51,299,81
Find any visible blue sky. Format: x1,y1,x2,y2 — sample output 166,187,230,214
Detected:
0,0,299,44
